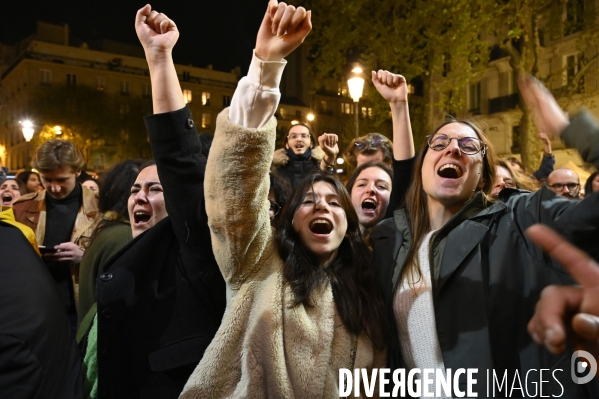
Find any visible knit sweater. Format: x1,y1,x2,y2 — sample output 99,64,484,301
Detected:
394,230,449,399
180,109,385,398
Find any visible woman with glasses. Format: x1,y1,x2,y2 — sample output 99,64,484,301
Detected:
370,74,599,397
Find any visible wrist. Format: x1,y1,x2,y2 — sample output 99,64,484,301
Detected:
145,49,174,66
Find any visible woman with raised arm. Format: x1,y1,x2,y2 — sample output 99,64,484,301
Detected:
371,74,599,397
88,6,226,398
180,2,388,397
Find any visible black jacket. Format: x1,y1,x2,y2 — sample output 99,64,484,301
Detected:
276,153,320,189
96,107,226,398
371,112,599,398
0,222,82,399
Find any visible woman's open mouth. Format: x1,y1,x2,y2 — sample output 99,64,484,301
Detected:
437,164,463,179
361,198,377,215
309,219,333,235
1,193,13,205
133,211,151,224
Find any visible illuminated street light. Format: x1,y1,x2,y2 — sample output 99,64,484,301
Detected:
307,113,315,122
336,157,344,165
54,125,62,135
22,120,34,142
291,120,299,125
347,67,364,138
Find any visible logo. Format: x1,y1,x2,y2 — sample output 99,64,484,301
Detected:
571,350,597,384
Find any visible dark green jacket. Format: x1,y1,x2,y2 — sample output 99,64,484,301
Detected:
371,111,599,398
77,218,132,327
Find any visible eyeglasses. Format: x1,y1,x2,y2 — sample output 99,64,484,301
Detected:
269,200,281,216
549,182,580,192
426,134,487,156
288,133,310,141
354,138,386,150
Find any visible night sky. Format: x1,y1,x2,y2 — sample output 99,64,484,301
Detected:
1,0,277,74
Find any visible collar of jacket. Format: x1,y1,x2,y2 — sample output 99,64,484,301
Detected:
388,192,507,295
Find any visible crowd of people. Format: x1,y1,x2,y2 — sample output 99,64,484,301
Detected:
1,1,598,398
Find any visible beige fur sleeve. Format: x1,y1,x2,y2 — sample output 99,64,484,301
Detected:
205,108,278,287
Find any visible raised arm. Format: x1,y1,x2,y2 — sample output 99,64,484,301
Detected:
372,70,415,161
205,1,311,284
135,5,214,270
373,71,416,217
519,74,599,170
135,4,184,113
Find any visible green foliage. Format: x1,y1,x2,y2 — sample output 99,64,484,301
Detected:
306,0,599,169
30,85,152,167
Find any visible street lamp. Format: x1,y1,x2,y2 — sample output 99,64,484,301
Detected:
347,67,365,138
307,113,315,122
22,120,34,142
54,125,62,135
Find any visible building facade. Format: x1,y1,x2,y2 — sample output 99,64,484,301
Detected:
0,22,237,171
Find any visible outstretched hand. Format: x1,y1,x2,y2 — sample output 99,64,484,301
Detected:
518,75,568,139
527,224,599,366
256,0,312,62
135,4,179,60
372,70,408,104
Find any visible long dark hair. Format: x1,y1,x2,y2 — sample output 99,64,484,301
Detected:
275,172,389,349
585,171,599,197
16,170,41,194
88,159,149,246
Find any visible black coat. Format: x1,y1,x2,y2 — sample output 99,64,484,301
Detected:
0,222,82,399
371,112,599,398
276,153,320,189
96,107,226,398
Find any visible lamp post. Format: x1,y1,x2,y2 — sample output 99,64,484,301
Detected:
21,120,34,168
347,67,365,138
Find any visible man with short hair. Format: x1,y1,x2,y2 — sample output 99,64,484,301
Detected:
275,123,323,189
12,139,101,327
547,167,581,199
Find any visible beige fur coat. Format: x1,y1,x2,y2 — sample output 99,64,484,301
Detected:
180,109,384,398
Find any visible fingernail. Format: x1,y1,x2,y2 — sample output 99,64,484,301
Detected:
544,327,560,348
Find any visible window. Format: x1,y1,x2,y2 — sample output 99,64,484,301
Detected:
468,82,481,113
342,103,352,114
320,100,327,110
295,110,302,119
67,74,77,87
39,69,52,86
142,83,151,98
183,71,191,82
222,95,231,107
120,81,130,95
565,0,584,35
361,107,373,118
279,107,286,119
201,92,211,106
338,84,348,96
183,89,192,103
201,113,211,128
96,77,106,91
